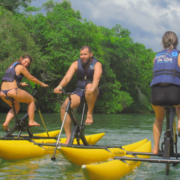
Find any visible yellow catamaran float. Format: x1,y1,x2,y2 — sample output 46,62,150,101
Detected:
82,141,151,180
59,139,148,165
0,132,105,160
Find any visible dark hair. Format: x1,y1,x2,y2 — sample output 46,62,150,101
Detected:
8,54,32,70
80,45,92,53
162,31,179,50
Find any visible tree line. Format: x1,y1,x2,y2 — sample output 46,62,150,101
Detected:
0,0,155,113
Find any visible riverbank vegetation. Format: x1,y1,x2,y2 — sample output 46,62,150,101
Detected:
0,0,155,113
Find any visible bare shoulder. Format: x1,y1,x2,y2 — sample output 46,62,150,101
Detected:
95,61,102,69
178,54,180,67
72,61,78,70
72,61,78,66
15,63,23,68
15,64,30,75
15,64,23,72
178,52,180,58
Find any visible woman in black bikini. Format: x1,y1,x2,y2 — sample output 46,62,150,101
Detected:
0,54,48,131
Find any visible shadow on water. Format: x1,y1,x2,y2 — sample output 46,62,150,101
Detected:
0,112,180,179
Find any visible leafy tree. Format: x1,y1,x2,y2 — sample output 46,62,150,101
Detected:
95,81,133,113
99,24,155,112
0,0,33,13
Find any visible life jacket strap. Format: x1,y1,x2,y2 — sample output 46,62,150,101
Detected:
153,69,180,78
3,73,16,79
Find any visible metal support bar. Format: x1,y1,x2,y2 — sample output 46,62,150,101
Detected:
67,94,88,146
114,156,180,164
33,142,123,149
163,138,170,159
0,136,57,140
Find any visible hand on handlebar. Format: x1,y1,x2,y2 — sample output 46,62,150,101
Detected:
21,82,29,87
54,87,62,94
41,83,49,87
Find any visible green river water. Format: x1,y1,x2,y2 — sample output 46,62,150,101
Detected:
0,112,180,180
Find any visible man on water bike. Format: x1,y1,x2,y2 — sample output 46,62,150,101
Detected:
150,31,180,154
54,45,103,144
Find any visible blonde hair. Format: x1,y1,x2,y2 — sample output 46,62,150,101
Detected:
162,31,178,50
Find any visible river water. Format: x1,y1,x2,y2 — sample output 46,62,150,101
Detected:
0,112,180,180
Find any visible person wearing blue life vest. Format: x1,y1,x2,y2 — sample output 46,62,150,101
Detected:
150,31,180,154
54,45,103,144
0,54,48,131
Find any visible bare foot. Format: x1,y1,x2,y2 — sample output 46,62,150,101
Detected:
152,148,160,154
178,121,180,132
3,123,9,131
85,117,93,125
29,121,40,127
63,137,70,145
62,142,68,145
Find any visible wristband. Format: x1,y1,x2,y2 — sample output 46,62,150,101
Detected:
57,85,62,89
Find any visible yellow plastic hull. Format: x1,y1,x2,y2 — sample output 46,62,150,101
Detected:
59,139,148,165
82,141,151,180
0,132,105,160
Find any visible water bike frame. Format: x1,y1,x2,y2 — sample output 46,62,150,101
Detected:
115,105,180,175
1,85,55,140
60,88,89,146
35,88,129,149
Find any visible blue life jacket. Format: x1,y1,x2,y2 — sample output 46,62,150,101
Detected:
150,49,180,87
77,57,98,88
2,62,24,86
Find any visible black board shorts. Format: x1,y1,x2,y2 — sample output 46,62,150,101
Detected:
73,87,102,102
72,87,85,102
151,84,180,106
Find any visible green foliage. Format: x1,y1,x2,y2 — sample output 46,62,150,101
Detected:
24,6,41,13
99,24,155,112
0,7,43,77
0,0,32,13
95,81,133,113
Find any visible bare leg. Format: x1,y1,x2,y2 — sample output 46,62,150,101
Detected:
0,91,20,130
1,89,39,127
85,84,99,124
60,94,81,144
176,107,180,132
152,104,165,154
